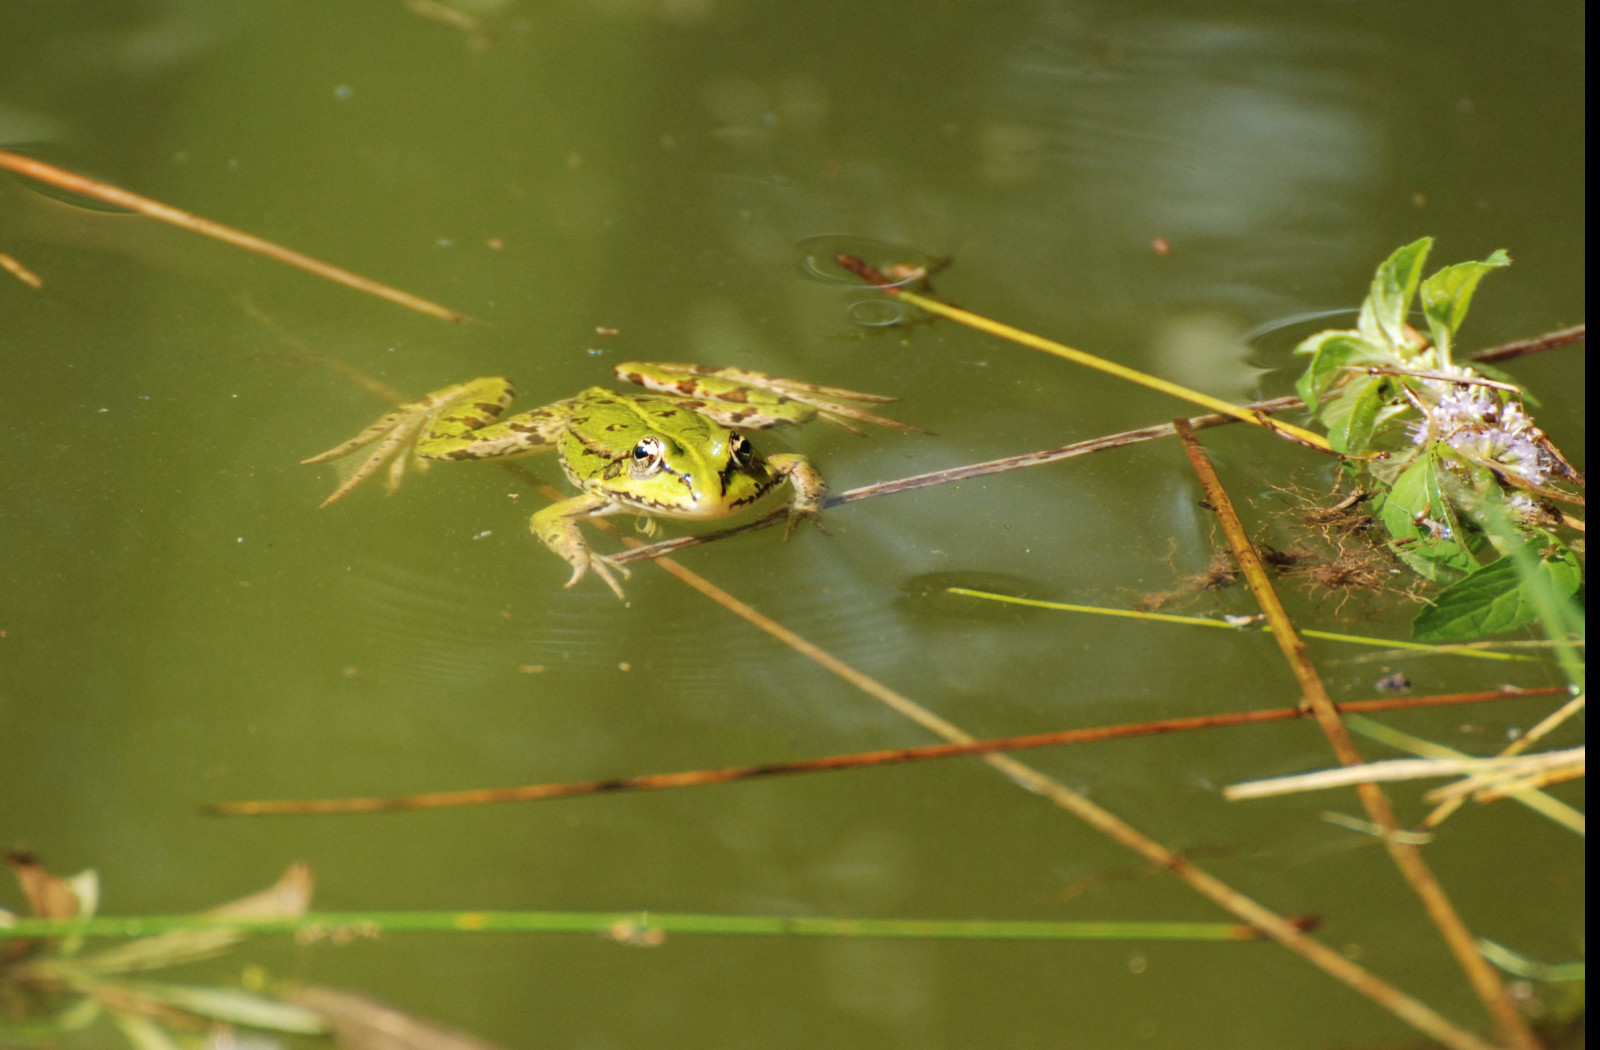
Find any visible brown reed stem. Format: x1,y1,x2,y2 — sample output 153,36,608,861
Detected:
1173,417,1539,1050
202,687,1559,816
0,149,469,323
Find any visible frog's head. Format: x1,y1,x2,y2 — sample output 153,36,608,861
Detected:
600,425,778,519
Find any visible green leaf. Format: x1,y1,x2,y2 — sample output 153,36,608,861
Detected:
1414,556,1527,640
1293,331,1390,408
1413,539,1579,641
1378,454,1476,581
1357,238,1432,352
1420,249,1511,361
1321,373,1386,454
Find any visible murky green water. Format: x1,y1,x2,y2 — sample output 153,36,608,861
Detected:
1,3,1584,1048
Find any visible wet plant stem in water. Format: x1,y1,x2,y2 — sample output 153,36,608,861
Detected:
203,688,1561,816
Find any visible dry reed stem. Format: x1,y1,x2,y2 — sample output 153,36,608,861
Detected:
202,687,1562,816
1470,324,1586,364
1344,716,1585,836
0,150,470,323
1425,691,1586,828
0,250,44,287
1422,748,1586,804
1225,747,1585,800
1173,418,1539,1050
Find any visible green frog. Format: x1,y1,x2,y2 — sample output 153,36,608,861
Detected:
304,362,925,599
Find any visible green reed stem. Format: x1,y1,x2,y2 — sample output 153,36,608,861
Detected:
1,911,1264,943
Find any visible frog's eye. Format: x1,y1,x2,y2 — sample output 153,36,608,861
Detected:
728,432,753,465
631,435,665,476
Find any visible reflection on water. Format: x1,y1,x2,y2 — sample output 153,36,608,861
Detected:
977,11,1383,320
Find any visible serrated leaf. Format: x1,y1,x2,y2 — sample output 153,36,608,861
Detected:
1358,238,1432,351
1414,556,1529,640
1412,537,1581,641
1420,249,1511,360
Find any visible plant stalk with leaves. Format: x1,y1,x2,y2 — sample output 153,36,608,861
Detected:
1294,238,1584,641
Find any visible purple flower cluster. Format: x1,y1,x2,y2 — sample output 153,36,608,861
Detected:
1411,368,1557,490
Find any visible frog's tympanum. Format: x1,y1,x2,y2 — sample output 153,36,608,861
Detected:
304,362,924,599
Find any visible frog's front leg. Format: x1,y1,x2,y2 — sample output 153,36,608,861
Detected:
531,493,631,600
765,453,829,539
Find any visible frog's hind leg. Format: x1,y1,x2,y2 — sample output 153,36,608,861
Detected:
303,379,518,506
413,382,573,461
613,362,931,435
531,493,632,600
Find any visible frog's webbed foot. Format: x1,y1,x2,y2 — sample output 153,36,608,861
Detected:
533,494,631,601
766,453,829,541
301,409,429,507
570,550,632,602
302,380,517,507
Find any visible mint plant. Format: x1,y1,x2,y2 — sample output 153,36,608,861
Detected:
1294,239,1583,641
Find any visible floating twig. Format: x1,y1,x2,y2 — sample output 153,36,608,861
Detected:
201,688,1561,816
0,149,469,322
1470,323,1586,365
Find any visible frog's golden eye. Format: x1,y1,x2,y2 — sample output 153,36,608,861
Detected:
631,435,665,476
728,432,753,465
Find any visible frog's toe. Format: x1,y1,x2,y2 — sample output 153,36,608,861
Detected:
783,505,829,541
566,551,631,600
